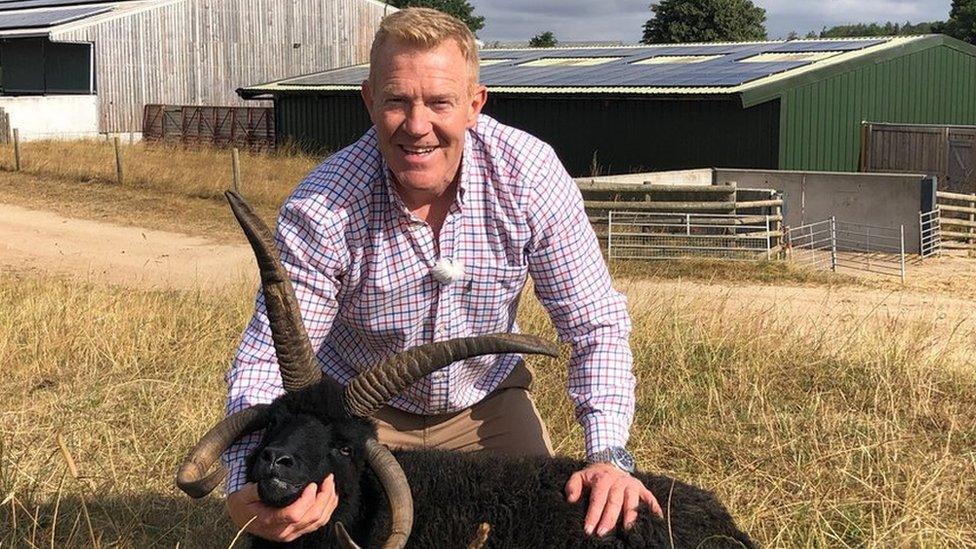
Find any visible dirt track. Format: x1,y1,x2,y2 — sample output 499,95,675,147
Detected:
0,202,255,290
1,202,973,357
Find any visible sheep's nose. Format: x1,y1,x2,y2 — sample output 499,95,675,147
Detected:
260,448,295,470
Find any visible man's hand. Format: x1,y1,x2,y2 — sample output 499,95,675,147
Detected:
226,475,339,543
565,463,663,537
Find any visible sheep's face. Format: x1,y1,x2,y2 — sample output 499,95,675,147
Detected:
246,407,372,508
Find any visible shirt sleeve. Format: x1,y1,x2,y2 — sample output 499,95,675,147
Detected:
220,194,347,494
524,145,636,458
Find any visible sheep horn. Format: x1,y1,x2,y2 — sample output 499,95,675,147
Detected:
334,439,413,549
175,404,271,498
343,333,560,418
225,190,321,393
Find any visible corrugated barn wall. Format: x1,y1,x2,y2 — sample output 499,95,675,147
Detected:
779,42,976,171
52,0,391,133
274,93,781,177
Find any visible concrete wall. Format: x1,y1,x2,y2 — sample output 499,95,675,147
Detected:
575,169,714,186
0,95,100,140
714,168,933,253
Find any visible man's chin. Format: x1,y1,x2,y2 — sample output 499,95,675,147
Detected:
257,478,304,508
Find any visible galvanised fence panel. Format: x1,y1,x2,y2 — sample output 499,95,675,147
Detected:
608,212,777,261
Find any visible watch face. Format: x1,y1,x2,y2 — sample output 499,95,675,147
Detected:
611,448,636,473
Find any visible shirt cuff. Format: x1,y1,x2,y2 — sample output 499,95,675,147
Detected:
579,412,631,458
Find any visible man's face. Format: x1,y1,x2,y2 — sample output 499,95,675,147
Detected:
362,39,487,198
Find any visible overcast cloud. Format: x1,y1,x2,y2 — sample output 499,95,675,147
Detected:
470,0,953,43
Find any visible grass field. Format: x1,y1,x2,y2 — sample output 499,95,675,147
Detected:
0,141,974,547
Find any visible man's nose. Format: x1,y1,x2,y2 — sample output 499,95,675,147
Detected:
402,104,433,136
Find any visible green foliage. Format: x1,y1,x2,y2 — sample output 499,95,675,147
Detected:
641,0,766,44
817,21,945,38
529,31,558,48
944,0,976,43
384,0,485,34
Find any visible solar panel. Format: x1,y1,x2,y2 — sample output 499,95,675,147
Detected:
280,39,894,90
0,5,108,29
0,0,139,11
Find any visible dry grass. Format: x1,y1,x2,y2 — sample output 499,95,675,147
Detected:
0,139,321,237
0,271,973,547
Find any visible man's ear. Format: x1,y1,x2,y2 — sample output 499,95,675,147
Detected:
361,79,375,119
466,84,488,128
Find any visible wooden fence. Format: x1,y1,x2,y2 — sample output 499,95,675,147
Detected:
142,104,275,151
578,181,784,252
936,190,976,252
0,108,9,145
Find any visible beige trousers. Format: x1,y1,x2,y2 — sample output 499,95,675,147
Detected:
372,363,555,457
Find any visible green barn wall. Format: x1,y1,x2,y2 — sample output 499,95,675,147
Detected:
779,43,976,171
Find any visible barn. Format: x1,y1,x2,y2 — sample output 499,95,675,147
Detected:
238,34,976,177
0,0,392,140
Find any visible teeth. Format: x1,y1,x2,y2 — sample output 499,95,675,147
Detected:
403,146,435,154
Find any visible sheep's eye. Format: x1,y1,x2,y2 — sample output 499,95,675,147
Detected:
339,446,351,456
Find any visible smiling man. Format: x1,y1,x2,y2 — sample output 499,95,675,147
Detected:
223,7,660,543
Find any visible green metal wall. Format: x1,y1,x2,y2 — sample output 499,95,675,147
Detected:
779,43,976,171
0,38,92,94
275,93,780,177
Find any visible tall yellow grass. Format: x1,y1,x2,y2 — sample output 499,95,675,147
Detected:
0,139,320,211
0,272,972,547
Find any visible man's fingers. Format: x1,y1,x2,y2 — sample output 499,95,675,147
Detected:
642,487,663,518
622,487,641,529
595,484,625,537
269,483,318,525
583,480,610,536
564,472,584,503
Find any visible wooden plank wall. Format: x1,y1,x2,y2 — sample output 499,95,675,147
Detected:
52,0,391,133
861,122,976,193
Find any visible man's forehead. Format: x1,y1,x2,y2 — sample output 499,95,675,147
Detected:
370,39,473,84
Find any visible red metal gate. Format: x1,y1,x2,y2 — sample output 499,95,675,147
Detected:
143,104,275,151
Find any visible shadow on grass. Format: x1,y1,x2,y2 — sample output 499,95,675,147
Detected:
0,492,239,548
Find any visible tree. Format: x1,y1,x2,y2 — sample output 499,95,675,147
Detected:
944,0,976,44
818,21,942,38
529,31,558,48
641,0,766,44
384,0,485,35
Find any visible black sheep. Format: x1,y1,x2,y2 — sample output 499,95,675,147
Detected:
175,191,754,549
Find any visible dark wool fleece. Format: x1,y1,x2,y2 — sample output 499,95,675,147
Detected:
248,382,754,549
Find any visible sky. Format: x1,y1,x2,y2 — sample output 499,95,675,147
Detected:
470,0,954,43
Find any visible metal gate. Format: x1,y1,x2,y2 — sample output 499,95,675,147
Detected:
607,212,777,261
861,122,976,194
142,104,276,151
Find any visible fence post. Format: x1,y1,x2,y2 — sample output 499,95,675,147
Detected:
607,211,613,260
899,224,906,284
765,215,771,260
13,128,21,171
231,147,242,192
685,214,690,236
113,136,124,185
969,197,975,246
830,216,837,272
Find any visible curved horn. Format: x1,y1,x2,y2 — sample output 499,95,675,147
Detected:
176,405,270,498
226,190,320,392
334,439,413,549
344,333,560,418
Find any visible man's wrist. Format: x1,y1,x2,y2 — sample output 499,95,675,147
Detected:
585,446,636,474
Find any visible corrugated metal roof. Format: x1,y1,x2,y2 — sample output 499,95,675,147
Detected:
0,0,142,11
0,5,107,29
241,36,930,98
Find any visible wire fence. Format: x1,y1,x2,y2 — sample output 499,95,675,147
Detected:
607,212,779,261
785,218,907,281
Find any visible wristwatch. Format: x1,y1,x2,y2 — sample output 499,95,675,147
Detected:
586,446,636,474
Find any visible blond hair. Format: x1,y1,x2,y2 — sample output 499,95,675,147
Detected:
370,7,480,84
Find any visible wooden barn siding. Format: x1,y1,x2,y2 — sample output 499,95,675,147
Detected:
53,0,390,133
779,43,976,172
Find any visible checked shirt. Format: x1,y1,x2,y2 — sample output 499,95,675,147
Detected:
222,115,635,493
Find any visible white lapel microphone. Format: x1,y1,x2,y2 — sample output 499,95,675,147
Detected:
431,257,466,285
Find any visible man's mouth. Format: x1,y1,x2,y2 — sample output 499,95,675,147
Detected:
399,144,437,157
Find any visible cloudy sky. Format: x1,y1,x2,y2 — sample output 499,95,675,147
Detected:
470,0,953,43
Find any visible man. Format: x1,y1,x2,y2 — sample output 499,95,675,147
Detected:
223,7,661,543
